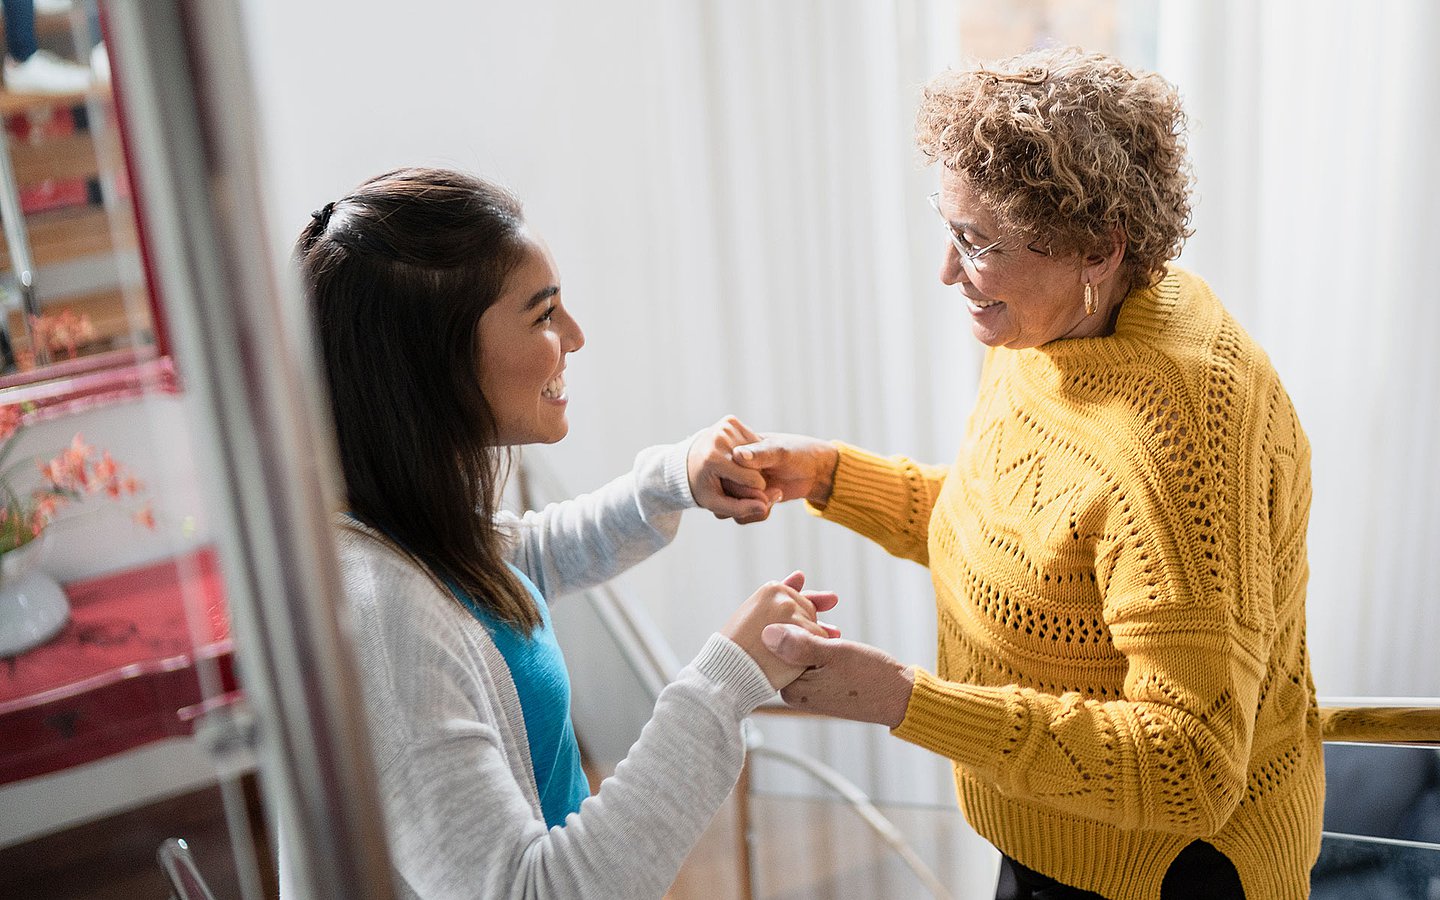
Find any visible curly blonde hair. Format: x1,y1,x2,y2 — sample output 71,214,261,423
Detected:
916,47,1193,295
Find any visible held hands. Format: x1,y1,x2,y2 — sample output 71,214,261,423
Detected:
730,432,840,521
687,417,839,524
760,624,915,728
723,571,841,691
686,416,784,521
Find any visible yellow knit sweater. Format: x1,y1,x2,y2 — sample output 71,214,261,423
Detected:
817,268,1323,900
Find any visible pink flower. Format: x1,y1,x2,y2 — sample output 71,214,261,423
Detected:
0,404,21,442
0,421,150,553
94,451,118,483
40,434,97,493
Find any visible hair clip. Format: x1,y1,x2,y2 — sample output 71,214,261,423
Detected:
977,66,1050,86
311,201,336,229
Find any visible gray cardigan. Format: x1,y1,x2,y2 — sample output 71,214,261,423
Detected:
324,441,776,899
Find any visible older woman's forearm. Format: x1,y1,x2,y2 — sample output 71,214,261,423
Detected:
892,673,1250,837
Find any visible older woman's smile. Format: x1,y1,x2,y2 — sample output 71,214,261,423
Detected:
964,292,1004,311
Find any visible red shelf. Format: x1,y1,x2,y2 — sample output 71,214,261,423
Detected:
0,546,234,784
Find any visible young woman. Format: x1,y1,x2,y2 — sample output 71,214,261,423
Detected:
295,166,835,899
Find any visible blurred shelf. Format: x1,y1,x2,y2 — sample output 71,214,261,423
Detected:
0,88,100,118
6,285,143,350
0,546,233,785
13,132,99,185
0,204,124,270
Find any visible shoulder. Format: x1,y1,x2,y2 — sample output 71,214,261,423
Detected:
334,522,451,625
1144,268,1274,387
332,519,517,735
332,520,494,685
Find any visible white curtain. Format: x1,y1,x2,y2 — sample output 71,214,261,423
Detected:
534,0,978,812
1155,0,1440,699
246,0,980,811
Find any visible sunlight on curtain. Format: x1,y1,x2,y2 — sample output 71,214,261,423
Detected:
1157,0,1440,699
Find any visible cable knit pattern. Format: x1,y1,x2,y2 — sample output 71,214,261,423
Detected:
816,268,1323,900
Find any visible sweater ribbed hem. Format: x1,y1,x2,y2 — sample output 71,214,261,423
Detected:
958,770,1186,900
946,754,1322,900
691,633,776,714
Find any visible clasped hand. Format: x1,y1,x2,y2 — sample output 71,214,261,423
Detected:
688,416,914,728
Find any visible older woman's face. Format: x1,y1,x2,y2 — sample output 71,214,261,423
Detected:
936,172,1093,349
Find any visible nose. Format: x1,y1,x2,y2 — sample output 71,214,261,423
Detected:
939,240,965,286
560,307,585,353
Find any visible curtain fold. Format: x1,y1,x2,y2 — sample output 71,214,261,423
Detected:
1156,0,1440,698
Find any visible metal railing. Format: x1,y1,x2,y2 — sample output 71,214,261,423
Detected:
518,452,955,900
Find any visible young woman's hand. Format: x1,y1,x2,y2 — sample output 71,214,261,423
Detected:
730,433,840,513
686,415,782,521
722,570,840,690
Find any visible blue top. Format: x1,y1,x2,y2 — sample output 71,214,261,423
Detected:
449,564,589,828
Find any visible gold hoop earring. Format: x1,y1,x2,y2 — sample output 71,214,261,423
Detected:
1083,282,1096,316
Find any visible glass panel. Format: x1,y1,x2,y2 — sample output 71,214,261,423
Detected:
1315,743,1440,898
0,0,161,388
0,3,267,899
1313,834,1440,899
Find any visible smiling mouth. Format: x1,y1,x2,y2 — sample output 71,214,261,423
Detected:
965,293,1004,310
542,373,566,400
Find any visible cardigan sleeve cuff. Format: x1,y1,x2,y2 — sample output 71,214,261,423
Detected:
690,633,777,714
891,668,1020,777
633,439,697,516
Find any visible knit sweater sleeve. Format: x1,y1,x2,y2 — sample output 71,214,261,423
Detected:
807,442,949,566
502,440,694,600
893,362,1285,838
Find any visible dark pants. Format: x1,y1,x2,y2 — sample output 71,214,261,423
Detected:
995,840,1245,899
3,0,38,61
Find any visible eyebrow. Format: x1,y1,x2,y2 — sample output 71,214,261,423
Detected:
523,286,559,311
952,219,994,242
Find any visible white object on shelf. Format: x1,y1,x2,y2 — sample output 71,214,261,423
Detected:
0,536,69,658
3,49,93,96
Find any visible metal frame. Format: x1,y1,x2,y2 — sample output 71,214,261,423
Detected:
103,1,396,898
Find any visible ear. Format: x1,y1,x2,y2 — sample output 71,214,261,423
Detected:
1080,227,1127,286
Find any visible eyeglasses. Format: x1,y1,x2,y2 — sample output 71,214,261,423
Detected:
926,192,1052,267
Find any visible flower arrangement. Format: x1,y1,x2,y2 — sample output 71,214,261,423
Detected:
0,402,151,555
31,309,97,360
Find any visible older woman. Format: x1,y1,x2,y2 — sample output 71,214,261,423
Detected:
736,48,1322,899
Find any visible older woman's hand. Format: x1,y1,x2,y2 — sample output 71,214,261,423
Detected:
686,415,782,521
760,624,915,728
729,434,840,522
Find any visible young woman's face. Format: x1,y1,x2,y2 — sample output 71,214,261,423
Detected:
475,230,584,446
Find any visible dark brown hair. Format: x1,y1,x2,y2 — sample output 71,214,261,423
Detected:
297,167,538,630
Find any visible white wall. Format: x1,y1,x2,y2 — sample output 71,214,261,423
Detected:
13,391,211,581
